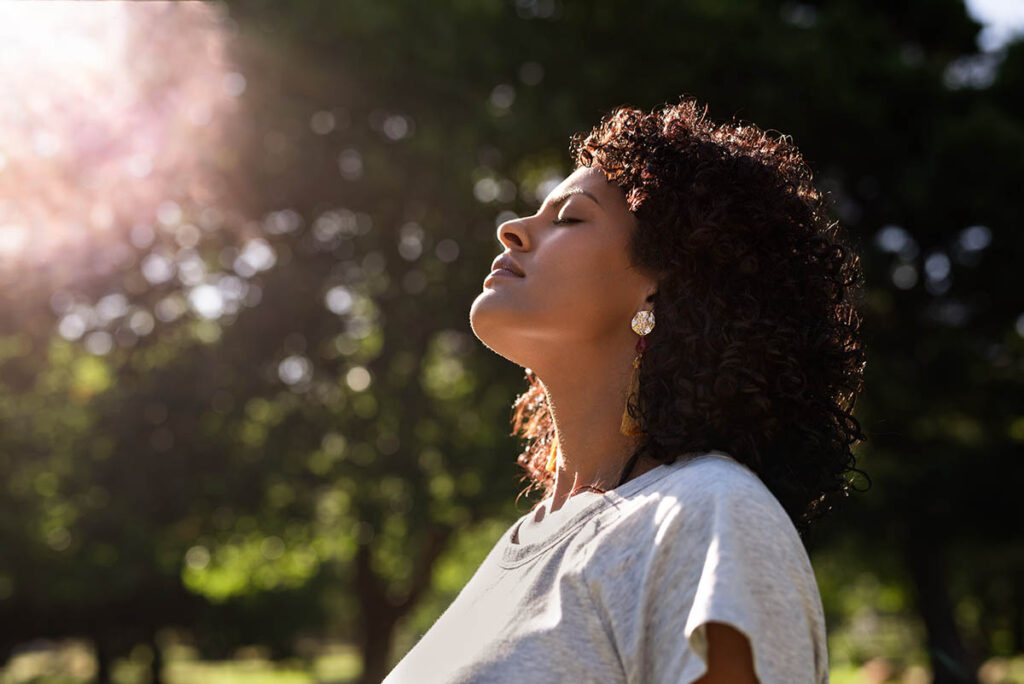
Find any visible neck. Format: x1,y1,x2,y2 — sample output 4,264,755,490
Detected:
535,337,645,513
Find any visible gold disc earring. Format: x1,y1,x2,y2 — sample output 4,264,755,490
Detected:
620,310,655,436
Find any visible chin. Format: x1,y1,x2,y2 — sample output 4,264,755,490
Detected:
468,296,527,366
469,294,503,348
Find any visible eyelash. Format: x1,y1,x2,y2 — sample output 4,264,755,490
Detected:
553,217,579,225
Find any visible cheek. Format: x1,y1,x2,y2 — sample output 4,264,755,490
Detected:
531,239,632,321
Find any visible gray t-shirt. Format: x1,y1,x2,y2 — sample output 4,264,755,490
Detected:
384,451,830,683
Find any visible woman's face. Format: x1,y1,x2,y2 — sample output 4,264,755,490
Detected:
469,165,659,369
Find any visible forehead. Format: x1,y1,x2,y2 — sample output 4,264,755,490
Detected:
548,165,629,214
558,165,610,193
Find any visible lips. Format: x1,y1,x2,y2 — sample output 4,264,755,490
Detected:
490,253,525,277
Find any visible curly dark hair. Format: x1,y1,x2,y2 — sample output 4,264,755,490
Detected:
510,95,870,539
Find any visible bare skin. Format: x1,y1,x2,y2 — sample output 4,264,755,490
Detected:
469,165,664,514
696,622,760,683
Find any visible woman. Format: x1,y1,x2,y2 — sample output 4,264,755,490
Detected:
384,95,868,683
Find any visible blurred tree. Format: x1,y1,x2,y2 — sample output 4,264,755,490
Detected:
0,2,1021,684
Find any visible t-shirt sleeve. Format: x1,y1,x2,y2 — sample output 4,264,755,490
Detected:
584,465,829,684
675,483,827,684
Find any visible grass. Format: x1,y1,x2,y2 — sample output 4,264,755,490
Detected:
3,640,1024,684
0,642,362,684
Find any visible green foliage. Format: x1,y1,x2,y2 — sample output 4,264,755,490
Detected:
0,1,1021,682
181,536,321,603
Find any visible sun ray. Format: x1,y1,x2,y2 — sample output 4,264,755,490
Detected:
0,1,242,290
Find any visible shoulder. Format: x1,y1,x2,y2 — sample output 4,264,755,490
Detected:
569,451,817,612
591,452,797,551
574,452,830,683
656,451,777,504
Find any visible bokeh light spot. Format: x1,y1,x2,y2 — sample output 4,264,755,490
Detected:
189,284,225,319
279,354,313,386
891,263,918,290
325,286,354,315
345,366,371,392
310,109,335,135
434,238,460,263
337,149,363,180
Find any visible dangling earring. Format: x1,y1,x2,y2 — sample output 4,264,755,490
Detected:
545,437,558,473
620,309,654,436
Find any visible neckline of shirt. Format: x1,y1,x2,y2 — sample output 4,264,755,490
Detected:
500,450,738,567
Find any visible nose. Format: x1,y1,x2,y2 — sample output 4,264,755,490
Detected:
496,216,529,250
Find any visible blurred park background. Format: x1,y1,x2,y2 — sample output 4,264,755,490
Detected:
0,0,1021,682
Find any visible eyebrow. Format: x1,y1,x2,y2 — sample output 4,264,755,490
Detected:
545,187,601,210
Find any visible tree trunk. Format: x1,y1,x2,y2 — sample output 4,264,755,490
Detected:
355,541,399,684
903,531,979,684
150,633,165,684
354,526,452,684
93,636,112,684
1013,567,1024,654
358,604,399,684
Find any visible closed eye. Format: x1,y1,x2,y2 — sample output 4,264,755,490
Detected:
553,217,580,225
